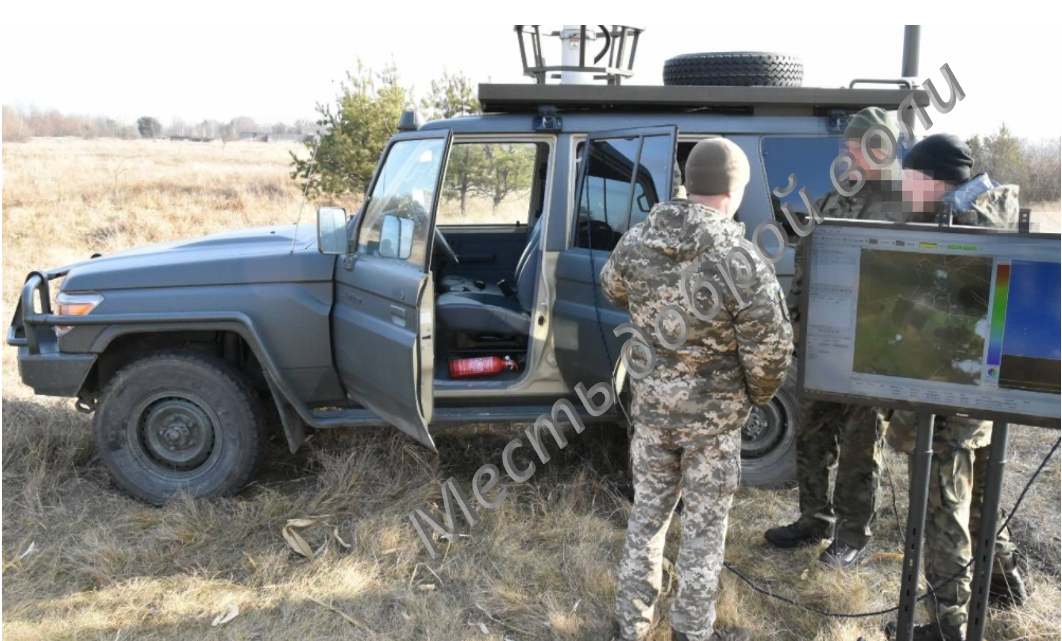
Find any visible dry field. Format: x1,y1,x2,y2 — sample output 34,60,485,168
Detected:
2,138,1060,641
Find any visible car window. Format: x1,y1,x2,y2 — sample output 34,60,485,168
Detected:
760,136,907,240
628,134,673,229
356,138,447,270
574,133,672,251
761,137,845,218
436,142,540,226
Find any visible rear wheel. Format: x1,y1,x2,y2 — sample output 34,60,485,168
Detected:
93,351,264,504
740,364,798,487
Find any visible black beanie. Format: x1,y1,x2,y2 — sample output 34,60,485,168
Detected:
902,133,974,182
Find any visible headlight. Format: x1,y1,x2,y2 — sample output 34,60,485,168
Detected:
56,291,103,336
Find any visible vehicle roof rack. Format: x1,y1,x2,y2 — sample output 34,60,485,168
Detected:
478,83,930,117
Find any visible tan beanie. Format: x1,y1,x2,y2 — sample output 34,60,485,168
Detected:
684,138,750,196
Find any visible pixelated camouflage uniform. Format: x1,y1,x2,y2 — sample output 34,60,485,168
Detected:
601,199,793,641
787,176,904,548
885,178,1020,633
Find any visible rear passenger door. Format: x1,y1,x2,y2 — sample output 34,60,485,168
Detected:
552,126,677,389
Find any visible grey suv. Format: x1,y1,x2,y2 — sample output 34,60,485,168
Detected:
8,81,925,503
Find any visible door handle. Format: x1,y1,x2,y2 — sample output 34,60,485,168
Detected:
390,305,407,325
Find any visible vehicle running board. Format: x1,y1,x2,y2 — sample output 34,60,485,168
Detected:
309,404,619,430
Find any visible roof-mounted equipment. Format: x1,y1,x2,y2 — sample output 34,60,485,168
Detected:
514,25,644,85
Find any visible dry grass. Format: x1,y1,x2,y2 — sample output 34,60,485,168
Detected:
3,139,1060,640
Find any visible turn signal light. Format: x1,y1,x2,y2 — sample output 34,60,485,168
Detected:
55,292,103,336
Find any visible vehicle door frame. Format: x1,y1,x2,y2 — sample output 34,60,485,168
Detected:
334,128,453,450
552,125,678,389
432,132,568,401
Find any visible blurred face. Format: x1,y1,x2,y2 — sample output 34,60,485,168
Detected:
844,139,891,180
903,168,954,213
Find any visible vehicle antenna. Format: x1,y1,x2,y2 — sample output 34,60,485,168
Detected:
289,135,321,254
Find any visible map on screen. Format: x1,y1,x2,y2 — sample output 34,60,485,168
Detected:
799,222,1061,426
853,251,992,385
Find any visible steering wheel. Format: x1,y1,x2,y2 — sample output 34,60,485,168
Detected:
434,227,459,264
391,198,459,265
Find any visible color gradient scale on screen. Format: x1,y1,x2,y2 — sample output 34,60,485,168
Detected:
985,262,1010,379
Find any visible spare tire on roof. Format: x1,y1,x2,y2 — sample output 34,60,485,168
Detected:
663,52,803,87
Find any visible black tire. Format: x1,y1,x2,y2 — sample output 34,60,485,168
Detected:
663,52,803,87
740,364,798,487
93,351,264,505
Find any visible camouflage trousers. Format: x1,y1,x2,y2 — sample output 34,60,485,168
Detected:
795,400,884,547
913,442,1018,630
616,423,742,641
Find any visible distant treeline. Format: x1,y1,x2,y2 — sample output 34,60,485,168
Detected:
4,100,1058,205
967,125,1061,204
2,105,317,143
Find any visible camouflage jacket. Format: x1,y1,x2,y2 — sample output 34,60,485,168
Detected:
787,178,905,327
600,199,793,433
887,176,1020,454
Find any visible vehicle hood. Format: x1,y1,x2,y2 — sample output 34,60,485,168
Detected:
640,199,746,261
61,224,335,291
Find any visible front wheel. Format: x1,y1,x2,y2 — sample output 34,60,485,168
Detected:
739,364,798,487
93,351,265,505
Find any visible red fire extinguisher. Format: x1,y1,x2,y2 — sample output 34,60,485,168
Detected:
449,355,519,378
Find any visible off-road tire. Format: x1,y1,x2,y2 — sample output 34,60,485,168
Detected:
93,351,264,505
663,52,803,87
739,363,798,487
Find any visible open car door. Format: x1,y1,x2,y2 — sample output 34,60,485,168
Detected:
553,126,677,388
332,129,452,450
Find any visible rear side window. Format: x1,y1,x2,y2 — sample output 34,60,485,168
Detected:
761,136,906,239
761,136,844,232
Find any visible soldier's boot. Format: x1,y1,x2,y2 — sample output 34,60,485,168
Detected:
672,627,750,641
884,621,964,641
764,519,828,549
989,566,1029,607
818,540,867,568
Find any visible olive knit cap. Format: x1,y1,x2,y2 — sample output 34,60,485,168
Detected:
844,106,900,149
684,138,751,197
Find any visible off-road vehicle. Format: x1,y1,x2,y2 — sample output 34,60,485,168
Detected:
9,28,928,503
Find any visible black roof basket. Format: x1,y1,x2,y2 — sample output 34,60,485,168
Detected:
515,25,643,85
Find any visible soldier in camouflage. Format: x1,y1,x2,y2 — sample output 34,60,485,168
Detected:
602,138,793,641
884,134,1027,641
765,107,903,567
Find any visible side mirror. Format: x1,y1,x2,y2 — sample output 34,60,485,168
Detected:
379,214,414,260
317,207,349,255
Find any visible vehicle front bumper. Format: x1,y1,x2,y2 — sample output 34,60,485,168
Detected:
8,269,97,397
15,344,97,397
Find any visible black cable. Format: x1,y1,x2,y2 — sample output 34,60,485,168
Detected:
723,436,1060,619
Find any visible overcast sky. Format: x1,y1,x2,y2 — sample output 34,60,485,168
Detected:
4,21,1060,140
